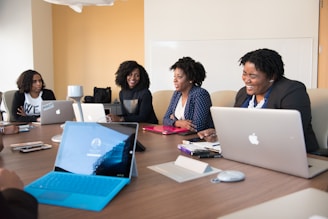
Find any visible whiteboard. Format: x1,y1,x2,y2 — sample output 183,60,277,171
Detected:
147,38,314,93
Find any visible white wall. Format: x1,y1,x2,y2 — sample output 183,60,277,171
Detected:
145,0,320,93
0,0,53,93
0,0,34,91
1,0,319,94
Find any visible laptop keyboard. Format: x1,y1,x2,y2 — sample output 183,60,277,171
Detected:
29,172,126,197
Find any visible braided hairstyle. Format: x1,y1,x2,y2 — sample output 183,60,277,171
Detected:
239,48,285,81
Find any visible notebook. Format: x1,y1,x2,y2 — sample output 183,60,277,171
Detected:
25,121,139,211
142,125,191,135
73,103,107,122
218,188,328,219
40,100,75,125
210,107,328,179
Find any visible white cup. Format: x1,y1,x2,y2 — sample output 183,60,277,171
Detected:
67,85,83,98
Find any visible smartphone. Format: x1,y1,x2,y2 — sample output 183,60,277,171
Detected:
178,131,197,136
20,144,52,153
186,137,204,142
10,141,44,151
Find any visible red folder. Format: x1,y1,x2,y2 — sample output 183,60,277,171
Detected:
142,125,190,135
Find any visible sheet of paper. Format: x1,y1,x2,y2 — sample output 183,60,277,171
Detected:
179,141,221,153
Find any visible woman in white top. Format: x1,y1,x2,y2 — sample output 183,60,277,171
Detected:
12,70,56,122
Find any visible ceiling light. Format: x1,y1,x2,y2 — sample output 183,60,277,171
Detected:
44,0,115,13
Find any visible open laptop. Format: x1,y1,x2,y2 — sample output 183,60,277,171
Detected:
73,103,107,122
210,107,328,179
25,121,139,211
40,100,75,125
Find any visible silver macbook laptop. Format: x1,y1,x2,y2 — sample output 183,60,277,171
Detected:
210,107,328,179
25,121,139,211
40,100,75,125
73,103,107,122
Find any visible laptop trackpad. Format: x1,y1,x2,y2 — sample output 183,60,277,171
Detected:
38,191,70,201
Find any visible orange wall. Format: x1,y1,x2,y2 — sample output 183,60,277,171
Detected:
52,0,144,100
318,0,328,88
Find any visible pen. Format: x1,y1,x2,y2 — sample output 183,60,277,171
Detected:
177,145,192,155
205,148,220,153
198,154,222,158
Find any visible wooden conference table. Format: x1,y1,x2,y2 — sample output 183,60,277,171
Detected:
1,123,328,219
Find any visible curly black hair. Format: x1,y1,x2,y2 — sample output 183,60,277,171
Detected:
115,61,150,90
170,57,206,87
16,69,45,93
239,48,285,81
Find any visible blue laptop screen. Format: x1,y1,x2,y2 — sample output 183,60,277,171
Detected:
54,122,137,178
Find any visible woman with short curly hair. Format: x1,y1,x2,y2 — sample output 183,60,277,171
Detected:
163,57,214,132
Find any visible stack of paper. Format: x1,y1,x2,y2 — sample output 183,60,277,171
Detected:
178,141,221,158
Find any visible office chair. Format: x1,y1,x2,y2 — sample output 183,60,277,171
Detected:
210,90,237,107
2,90,17,122
307,88,328,150
152,90,174,124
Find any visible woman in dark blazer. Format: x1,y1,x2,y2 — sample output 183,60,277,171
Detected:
199,48,318,153
163,57,214,132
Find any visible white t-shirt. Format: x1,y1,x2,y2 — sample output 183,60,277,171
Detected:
24,91,43,116
174,96,186,120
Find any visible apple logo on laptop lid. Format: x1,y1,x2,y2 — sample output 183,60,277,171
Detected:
248,133,259,145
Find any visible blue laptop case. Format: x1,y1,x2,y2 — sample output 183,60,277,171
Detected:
25,121,139,211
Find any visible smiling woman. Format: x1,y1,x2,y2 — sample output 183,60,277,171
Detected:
235,48,319,153
107,61,158,124
198,49,320,153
